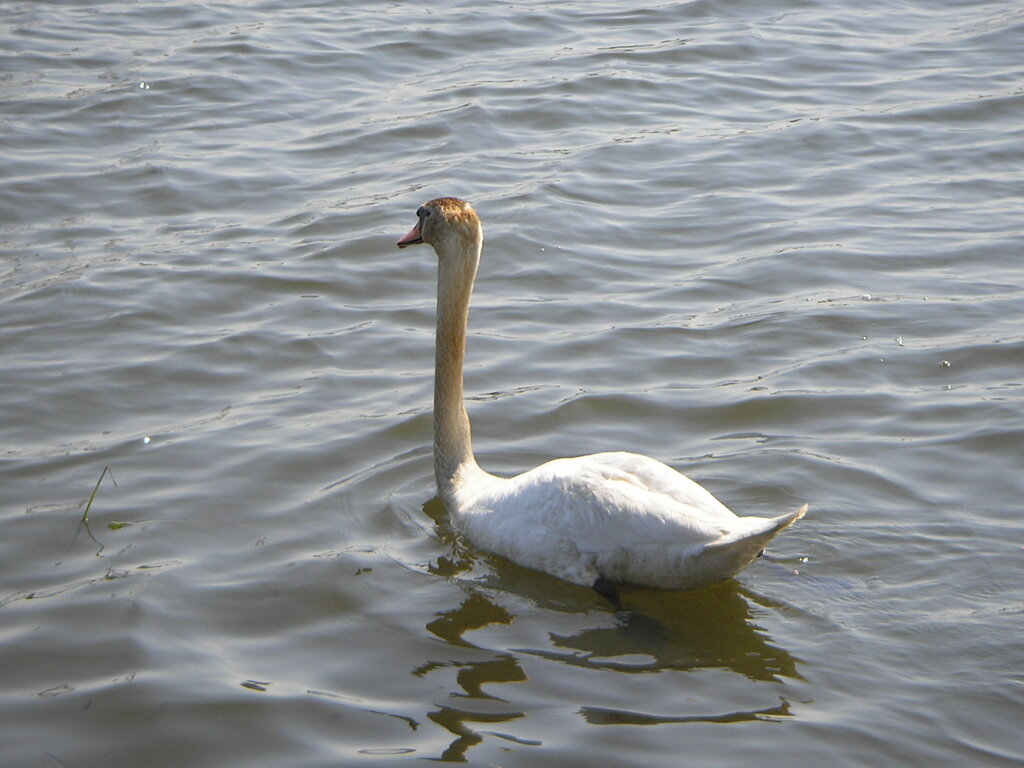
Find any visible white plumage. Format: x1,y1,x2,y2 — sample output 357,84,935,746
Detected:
397,197,805,596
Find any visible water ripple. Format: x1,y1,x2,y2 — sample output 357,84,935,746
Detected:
3,0,1023,765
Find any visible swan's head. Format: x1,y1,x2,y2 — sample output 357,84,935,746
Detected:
396,197,482,256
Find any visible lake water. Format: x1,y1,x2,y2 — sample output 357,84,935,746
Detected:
2,1,1022,765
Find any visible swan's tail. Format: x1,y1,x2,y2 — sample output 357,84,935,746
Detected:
594,504,807,591
760,503,807,540
702,503,808,579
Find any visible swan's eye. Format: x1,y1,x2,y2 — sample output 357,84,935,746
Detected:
417,206,430,219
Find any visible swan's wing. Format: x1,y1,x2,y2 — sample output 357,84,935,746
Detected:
576,452,740,524
471,453,736,554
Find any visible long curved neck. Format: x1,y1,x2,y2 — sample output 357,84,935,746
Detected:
433,231,485,500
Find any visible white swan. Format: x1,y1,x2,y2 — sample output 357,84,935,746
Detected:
397,197,806,600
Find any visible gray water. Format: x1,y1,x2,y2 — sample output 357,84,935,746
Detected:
2,1,1023,765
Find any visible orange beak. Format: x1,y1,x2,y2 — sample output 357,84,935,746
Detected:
396,221,423,248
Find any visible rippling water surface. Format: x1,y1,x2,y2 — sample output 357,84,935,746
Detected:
3,1,1023,765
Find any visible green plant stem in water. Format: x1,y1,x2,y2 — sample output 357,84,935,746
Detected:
82,466,116,523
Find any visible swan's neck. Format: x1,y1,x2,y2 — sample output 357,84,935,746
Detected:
433,231,488,502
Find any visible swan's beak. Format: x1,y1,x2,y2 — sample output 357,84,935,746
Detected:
396,222,423,248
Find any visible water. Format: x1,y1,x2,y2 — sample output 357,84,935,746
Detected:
2,1,1023,765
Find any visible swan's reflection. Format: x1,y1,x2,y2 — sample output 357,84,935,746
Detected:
413,592,532,762
416,497,802,760
537,582,800,682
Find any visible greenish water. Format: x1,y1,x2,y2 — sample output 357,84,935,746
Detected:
2,1,1022,765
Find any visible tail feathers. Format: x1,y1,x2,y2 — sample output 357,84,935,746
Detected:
589,504,806,591
767,503,808,535
702,503,807,576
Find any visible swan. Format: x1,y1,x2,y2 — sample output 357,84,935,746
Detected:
397,197,806,601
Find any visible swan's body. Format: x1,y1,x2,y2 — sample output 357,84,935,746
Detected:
397,197,805,594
